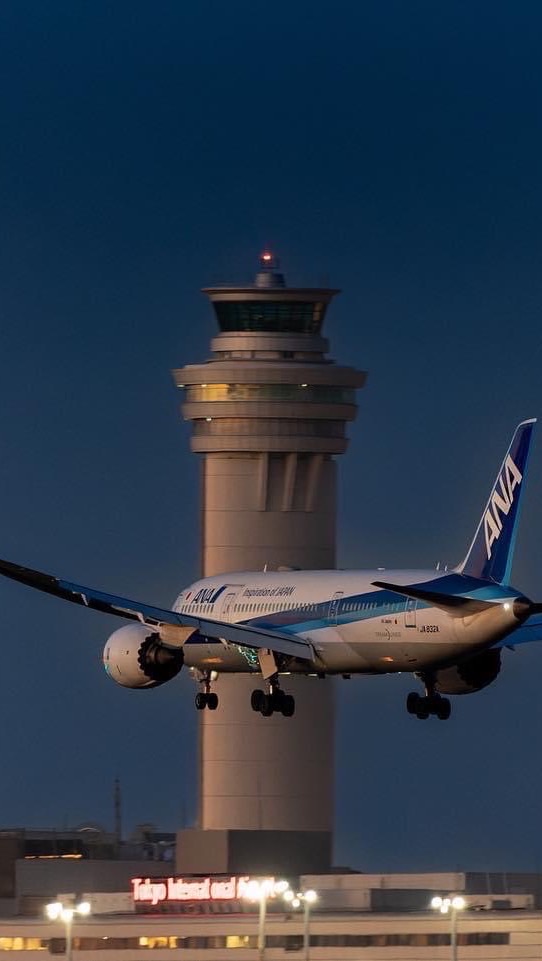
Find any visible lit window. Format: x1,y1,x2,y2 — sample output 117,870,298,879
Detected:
139,936,173,949
226,935,253,948
186,385,354,405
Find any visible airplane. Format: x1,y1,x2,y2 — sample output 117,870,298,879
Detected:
0,419,541,722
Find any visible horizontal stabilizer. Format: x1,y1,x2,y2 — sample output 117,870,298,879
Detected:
0,558,314,662
372,579,497,616
497,613,542,648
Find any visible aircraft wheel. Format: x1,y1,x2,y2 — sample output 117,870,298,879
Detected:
207,692,219,711
281,694,295,718
406,692,420,715
251,689,265,712
416,697,430,720
436,697,451,720
195,692,207,711
271,690,285,712
261,693,274,717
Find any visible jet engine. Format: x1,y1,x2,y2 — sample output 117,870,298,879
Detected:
103,624,184,689
434,649,502,696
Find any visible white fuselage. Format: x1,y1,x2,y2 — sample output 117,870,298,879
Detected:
174,569,522,676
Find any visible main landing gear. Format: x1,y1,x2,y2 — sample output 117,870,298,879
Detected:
250,681,295,718
406,675,451,721
250,649,295,718
195,672,218,711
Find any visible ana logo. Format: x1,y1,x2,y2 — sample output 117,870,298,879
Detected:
192,585,228,605
484,455,522,560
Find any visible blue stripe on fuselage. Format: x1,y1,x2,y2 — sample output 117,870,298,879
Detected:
183,574,520,641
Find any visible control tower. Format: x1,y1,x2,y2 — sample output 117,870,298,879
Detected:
174,254,366,876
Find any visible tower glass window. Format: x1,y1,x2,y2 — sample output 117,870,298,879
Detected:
185,385,355,404
213,301,326,333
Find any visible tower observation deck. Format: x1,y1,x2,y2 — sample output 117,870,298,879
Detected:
173,255,366,876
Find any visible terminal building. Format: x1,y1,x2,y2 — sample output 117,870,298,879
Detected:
1,837,542,961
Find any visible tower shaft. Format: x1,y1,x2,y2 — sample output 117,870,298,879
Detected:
174,257,365,874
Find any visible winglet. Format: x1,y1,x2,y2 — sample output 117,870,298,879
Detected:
457,419,536,584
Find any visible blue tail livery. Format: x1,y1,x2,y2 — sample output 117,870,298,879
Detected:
457,419,536,583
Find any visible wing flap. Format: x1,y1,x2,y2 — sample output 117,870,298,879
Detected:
0,558,313,662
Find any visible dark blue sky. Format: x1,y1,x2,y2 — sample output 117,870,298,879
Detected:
1,0,542,872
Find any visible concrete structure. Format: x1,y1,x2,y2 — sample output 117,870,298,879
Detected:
0,825,175,918
4,869,542,961
4,910,542,961
3,844,542,961
172,255,365,874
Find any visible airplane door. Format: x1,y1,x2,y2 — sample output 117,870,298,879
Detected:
404,598,417,628
218,588,243,622
328,591,344,624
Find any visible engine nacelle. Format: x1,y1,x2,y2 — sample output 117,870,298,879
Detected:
103,624,184,689
434,649,502,696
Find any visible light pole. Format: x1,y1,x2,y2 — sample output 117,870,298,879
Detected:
243,879,289,961
284,888,318,961
45,900,91,961
431,895,466,961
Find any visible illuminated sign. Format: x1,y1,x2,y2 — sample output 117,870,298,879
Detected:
131,876,274,906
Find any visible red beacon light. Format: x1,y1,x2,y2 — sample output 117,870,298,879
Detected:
259,251,276,268
255,251,284,288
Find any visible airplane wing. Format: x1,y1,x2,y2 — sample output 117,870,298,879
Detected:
0,558,314,662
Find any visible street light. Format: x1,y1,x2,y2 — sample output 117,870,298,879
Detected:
431,895,466,961
242,879,289,961
283,888,318,961
45,900,91,961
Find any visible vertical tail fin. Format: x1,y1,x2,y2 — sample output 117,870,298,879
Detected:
457,419,536,583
